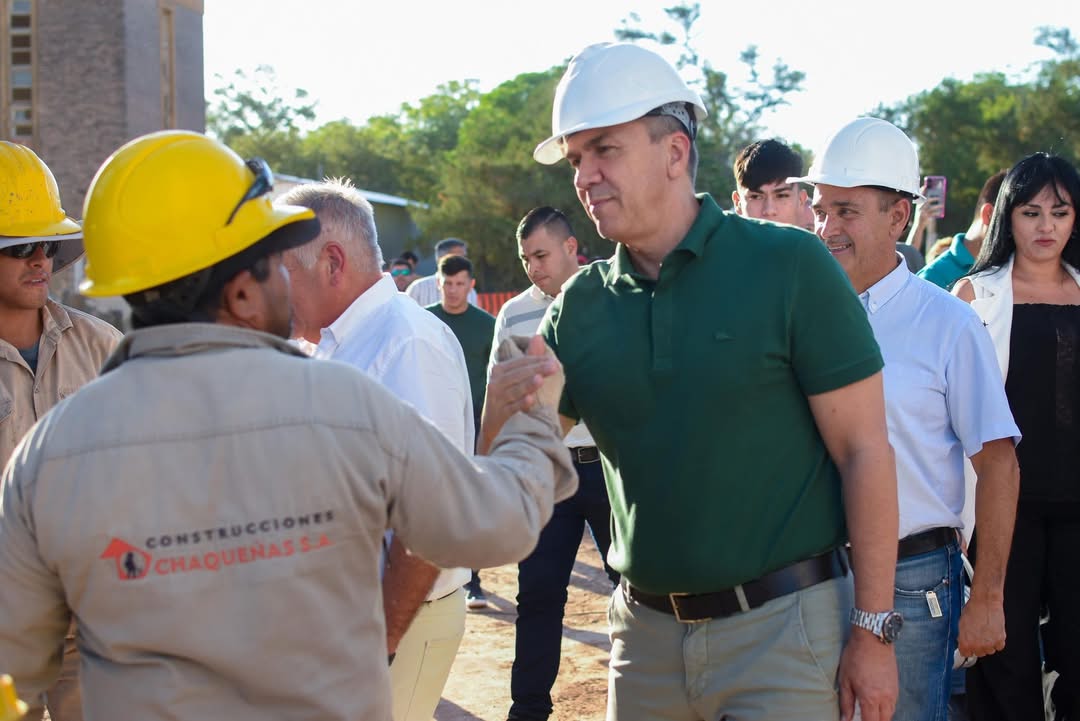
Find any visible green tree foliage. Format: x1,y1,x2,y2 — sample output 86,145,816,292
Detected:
206,66,317,138
616,3,805,200
295,120,403,193
876,27,1079,236
415,68,604,291
287,82,481,197
205,66,316,178
391,80,481,203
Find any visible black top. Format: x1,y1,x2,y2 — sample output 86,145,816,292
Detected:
1006,304,1080,506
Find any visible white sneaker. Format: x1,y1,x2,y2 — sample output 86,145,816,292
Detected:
465,587,489,610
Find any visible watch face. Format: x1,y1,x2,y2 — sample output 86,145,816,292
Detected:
882,612,904,643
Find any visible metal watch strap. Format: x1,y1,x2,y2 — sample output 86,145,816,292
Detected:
850,607,885,638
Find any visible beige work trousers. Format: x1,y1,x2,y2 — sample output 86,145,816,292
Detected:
607,575,853,721
390,586,467,721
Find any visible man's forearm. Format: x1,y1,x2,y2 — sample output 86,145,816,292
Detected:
841,444,899,611
382,537,440,654
969,440,1020,600
476,404,500,456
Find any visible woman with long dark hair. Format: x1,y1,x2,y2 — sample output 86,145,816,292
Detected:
953,151,1080,720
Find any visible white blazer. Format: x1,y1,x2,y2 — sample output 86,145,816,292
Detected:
967,254,1080,380
959,254,1080,541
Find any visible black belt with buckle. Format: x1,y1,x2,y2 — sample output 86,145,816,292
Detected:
897,527,956,560
622,548,849,623
570,446,600,464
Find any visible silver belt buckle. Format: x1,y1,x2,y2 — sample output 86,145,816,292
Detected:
668,592,709,624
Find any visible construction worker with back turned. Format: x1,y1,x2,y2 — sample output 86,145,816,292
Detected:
0,131,576,721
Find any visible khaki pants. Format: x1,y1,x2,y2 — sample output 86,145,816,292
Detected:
607,575,852,721
390,587,466,721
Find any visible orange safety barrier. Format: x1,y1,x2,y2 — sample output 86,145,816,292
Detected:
476,291,522,317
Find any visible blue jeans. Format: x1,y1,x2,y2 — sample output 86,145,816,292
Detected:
893,539,962,721
509,456,619,720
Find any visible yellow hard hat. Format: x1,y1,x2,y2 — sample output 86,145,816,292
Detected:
79,130,315,297
0,674,27,721
0,141,84,272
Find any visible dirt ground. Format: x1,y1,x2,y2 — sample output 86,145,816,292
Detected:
435,533,612,721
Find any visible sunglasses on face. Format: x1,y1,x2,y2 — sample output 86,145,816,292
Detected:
0,241,61,260
390,268,412,277
225,158,274,226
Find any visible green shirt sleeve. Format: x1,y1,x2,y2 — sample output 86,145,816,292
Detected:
789,238,883,395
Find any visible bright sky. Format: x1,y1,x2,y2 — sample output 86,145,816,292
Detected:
204,0,1079,153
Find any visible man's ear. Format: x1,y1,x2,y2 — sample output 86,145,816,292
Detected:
323,242,346,287
468,276,476,290
217,269,262,328
731,190,743,215
666,131,691,180
891,198,914,238
565,235,579,257
979,201,994,227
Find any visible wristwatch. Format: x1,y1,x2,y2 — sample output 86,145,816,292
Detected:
850,608,904,644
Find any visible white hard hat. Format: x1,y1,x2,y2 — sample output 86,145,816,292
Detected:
788,117,925,199
533,42,707,165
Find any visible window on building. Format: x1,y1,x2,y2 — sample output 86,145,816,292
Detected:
160,6,176,128
2,0,34,144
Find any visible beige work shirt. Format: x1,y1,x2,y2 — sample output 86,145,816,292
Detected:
0,323,576,720
0,299,122,465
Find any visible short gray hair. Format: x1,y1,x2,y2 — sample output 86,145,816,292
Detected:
278,178,383,272
644,114,699,187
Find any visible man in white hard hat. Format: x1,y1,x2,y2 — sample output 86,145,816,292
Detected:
0,141,123,721
279,179,474,721
0,131,576,721
791,117,1020,721
520,41,902,721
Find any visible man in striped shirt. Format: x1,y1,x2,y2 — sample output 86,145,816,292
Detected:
484,207,619,721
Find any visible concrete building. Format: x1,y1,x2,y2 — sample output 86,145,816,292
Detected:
2,0,204,320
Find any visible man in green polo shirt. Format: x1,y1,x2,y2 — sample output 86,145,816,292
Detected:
523,42,901,721
917,169,1007,290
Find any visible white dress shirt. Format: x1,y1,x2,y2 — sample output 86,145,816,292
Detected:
488,284,595,450
314,274,474,598
861,256,1020,539
405,273,478,308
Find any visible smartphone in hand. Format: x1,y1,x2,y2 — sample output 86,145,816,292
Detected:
924,175,947,219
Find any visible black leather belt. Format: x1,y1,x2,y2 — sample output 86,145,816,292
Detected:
898,527,956,560
570,446,600,464
622,548,849,623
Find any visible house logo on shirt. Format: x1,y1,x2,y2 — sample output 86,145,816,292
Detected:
100,538,151,580
99,511,337,582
